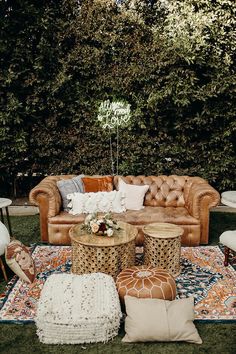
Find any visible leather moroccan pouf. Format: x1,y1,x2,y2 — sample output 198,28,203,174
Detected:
116,265,176,303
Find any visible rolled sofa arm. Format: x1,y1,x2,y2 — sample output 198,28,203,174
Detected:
29,176,66,242
185,182,220,244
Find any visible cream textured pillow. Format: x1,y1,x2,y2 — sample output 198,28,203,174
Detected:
123,296,202,344
118,178,149,210
67,190,126,215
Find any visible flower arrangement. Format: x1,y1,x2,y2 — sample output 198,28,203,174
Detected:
82,213,120,237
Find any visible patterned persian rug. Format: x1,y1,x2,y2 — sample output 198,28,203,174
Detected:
0,245,235,323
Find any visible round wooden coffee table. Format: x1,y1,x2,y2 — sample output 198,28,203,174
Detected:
69,221,137,279
143,223,184,277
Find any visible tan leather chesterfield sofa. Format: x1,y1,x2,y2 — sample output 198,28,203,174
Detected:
29,175,220,247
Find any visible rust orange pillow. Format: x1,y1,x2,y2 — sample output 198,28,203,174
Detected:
5,240,36,283
82,176,113,193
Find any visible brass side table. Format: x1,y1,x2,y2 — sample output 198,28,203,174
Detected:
143,223,184,277
69,221,137,280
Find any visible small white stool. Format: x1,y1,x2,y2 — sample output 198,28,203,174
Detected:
220,191,236,266
219,231,236,266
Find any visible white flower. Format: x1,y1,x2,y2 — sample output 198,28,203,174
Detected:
106,228,114,237
84,214,93,225
106,219,114,227
91,222,99,233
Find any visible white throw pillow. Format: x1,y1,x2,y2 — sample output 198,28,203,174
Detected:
118,178,149,210
67,192,84,214
67,191,126,215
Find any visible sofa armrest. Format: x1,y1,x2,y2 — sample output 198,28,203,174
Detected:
185,182,220,244
29,176,62,217
29,176,64,242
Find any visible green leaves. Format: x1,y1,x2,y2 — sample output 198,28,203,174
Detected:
0,0,235,191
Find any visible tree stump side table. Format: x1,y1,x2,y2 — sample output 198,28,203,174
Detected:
69,221,137,280
143,223,184,277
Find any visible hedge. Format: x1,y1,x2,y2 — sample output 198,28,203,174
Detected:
0,0,235,193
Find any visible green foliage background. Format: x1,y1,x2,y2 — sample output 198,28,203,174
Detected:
0,0,235,192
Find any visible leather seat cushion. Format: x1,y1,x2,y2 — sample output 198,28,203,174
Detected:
49,212,86,224
113,207,198,225
48,206,199,226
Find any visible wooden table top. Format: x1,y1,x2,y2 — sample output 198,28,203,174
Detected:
143,222,184,239
69,221,137,247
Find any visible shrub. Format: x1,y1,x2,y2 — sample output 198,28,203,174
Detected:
0,0,235,192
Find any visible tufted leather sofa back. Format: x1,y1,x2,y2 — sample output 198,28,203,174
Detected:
113,175,206,207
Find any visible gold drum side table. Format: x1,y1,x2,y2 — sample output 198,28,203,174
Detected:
143,223,184,277
69,221,137,280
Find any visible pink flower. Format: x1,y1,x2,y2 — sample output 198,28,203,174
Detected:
91,222,99,233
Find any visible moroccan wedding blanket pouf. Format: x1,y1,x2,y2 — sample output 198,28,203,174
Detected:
36,273,122,344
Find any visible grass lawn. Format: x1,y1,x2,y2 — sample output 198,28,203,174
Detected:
0,212,236,353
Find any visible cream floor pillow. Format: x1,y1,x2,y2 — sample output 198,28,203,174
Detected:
123,296,202,344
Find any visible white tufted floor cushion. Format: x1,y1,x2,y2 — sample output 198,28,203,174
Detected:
36,273,122,344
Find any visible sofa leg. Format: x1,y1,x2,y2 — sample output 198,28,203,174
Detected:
224,246,230,266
